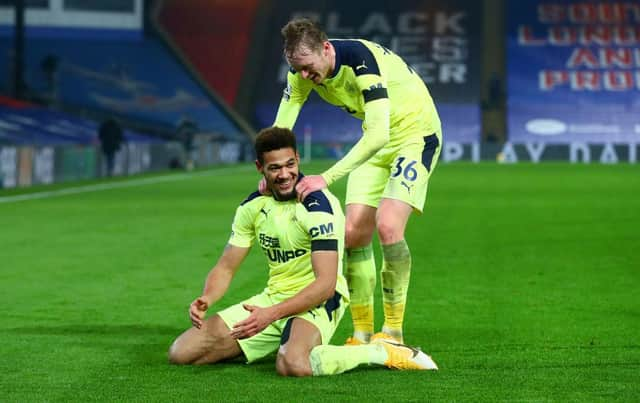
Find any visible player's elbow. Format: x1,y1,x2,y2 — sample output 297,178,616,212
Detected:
364,132,389,153
318,279,337,301
375,136,389,150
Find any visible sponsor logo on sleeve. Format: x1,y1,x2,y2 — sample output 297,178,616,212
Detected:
309,222,334,238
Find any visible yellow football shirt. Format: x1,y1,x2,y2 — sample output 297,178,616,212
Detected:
227,184,349,301
274,39,442,185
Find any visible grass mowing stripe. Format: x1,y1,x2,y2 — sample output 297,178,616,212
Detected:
0,165,255,204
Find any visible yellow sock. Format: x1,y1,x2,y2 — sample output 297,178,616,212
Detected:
309,344,386,376
345,245,376,342
380,240,411,341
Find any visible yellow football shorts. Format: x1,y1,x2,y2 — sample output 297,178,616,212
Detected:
217,290,347,363
345,132,441,214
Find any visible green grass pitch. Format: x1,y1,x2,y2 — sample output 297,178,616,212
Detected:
1,161,639,401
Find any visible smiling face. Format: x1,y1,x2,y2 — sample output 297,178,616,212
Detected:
286,42,334,84
256,147,300,201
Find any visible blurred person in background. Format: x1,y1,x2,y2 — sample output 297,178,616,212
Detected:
177,118,198,171
98,118,124,177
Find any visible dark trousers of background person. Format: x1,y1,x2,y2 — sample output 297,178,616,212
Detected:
104,151,116,177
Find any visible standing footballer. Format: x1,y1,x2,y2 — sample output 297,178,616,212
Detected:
273,18,443,345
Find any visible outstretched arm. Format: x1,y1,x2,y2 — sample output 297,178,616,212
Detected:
295,97,390,201
189,244,250,329
321,97,390,185
274,70,313,130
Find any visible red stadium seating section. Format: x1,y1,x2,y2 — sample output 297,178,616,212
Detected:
157,0,260,105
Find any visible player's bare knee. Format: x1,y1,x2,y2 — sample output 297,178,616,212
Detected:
377,220,403,244
345,223,373,248
168,318,233,365
277,362,312,377
167,339,193,365
275,357,289,376
275,351,312,377
344,229,358,249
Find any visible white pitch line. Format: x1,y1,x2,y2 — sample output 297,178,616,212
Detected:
0,165,254,204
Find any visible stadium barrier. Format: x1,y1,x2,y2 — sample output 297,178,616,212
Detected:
3,139,636,189
442,142,639,164
298,142,639,165
0,140,247,189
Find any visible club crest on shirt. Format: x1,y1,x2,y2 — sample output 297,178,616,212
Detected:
345,82,357,94
283,83,292,101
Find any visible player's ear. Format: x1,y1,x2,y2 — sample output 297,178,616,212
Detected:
295,152,300,164
255,159,263,172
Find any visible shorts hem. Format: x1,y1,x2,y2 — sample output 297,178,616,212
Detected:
344,199,379,209
216,311,257,363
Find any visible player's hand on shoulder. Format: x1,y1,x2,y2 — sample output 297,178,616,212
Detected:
296,175,327,202
189,296,210,329
258,177,271,196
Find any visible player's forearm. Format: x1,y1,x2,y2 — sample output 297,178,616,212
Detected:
273,98,303,129
321,98,390,185
270,277,336,321
199,245,247,304
200,265,234,304
273,73,311,129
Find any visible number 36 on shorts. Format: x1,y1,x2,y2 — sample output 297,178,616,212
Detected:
391,157,419,181
385,154,433,213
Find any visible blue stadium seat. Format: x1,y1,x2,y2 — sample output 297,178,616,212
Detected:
0,34,246,142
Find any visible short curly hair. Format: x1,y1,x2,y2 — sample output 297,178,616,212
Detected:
281,18,328,58
254,127,298,164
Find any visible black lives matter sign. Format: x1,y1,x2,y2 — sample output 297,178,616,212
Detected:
270,0,482,103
